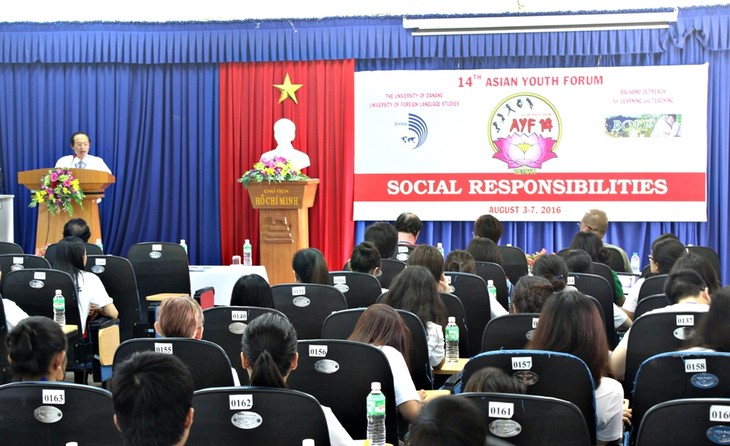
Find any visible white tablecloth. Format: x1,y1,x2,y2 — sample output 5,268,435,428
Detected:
189,265,269,306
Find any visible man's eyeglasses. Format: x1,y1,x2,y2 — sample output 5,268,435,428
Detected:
577,222,594,231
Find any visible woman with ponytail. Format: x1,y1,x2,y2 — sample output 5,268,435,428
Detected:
240,313,352,445
6,316,67,381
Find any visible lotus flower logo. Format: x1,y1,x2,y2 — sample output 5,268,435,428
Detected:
489,93,561,172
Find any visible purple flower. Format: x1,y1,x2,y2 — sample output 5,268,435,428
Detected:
493,133,557,169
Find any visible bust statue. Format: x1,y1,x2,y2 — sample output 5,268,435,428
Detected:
259,118,311,170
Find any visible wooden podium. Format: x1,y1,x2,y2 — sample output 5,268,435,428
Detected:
245,179,319,285
18,168,115,251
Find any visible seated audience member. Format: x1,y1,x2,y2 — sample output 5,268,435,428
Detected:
569,231,624,302
395,212,422,246
466,237,503,265
622,237,686,320
687,286,730,352
230,274,273,307
610,270,711,381
382,266,447,369
671,252,721,294
364,222,398,260
444,249,476,274
240,313,353,445
154,295,240,385
348,304,424,422
528,290,624,445
639,233,680,279
532,254,571,292
511,275,553,314
473,214,503,244
579,209,631,272
463,366,527,394
407,245,450,294
2,288,29,331
63,217,91,242
349,241,382,277
112,352,195,446
6,316,67,381
292,247,330,285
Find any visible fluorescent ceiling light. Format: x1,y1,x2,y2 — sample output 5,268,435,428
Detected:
403,9,678,35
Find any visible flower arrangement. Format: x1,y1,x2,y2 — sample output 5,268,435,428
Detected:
526,248,548,270
28,168,85,216
237,156,309,187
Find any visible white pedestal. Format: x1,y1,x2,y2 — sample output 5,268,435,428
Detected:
0,195,14,242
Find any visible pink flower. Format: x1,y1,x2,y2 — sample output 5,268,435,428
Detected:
493,133,557,169
50,172,59,182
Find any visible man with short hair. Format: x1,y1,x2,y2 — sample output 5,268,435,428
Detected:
395,212,422,245
55,131,112,173
580,209,631,272
473,214,503,244
62,218,91,243
113,352,195,446
364,222,398,259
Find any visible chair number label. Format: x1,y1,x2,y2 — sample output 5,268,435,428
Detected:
231,311,248,321
676,315,695,326
155,343,174,354
292,286,306,296
96,258,107,265
12,257,22,264
33,271,46,280
567,276,575,285
488,402,514,418
710,406,730,422
42,389,65,405
685,359,707,373
445,275,452,284
309,345,328,357
511,356,532,370
532,318,539,328
333,276,346,284
229,394,253,410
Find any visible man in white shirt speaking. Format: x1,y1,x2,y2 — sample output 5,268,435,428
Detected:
55,131,112,174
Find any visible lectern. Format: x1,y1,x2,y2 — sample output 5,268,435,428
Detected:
18,168,115,251
244,179,319,285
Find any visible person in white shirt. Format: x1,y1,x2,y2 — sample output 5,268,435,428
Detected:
2,298,29,331
259,118,310,171
55,131,112,173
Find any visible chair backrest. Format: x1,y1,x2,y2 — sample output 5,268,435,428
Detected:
287,339,398,445
271,284,347,340
625,309,709,394
85,255,143,341
459,392,592,446
633,294,669,320
0,381,121,445
188,386,331,446
126,242,191,317
0,269,81,327
497,245,529,285
605,246,630,273
0,242,22,255
567,272,618,349
201,306,287,385
637,274,668,303
378,259,405,289
481,313,540,352
631,352,730,445
687,245,722,282
328,271,382,308
0,254,51,279
44,242,103,263
113,338,234,390
444,272,491,358
439,292,469,356
473,261,510,310
460,349,597,443
393,243,416,262
591,261,618,298
0,297,9,383
635,398,730,446
321,308,433,391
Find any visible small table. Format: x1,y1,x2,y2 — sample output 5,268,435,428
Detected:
433,358,469,375
423,389,450,402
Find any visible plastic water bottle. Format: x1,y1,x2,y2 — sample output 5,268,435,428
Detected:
631,252,641,274
445,316,459,363
95,238,103,253
366,381,386,446
53,289,66,327
487,279,498,302
436,242,445,258
243,239,253,266
180,239,188,254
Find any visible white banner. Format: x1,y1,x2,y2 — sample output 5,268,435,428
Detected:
354,64,708,222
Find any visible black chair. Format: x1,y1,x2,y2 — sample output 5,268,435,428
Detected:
630,352,730,445
481,313,540,352
321,307,433,392
202,306,287,385
459,349,597,444
85,255,143,341
687,245,722,282
188,386,331,446
497,245,529,285
635,398,730,446
0,241,22,255
439,292,469,357
113,338,235,390
45,242,103,262
288,339,398,445
271,283,347,340
606,246,630,273
0,297,9,383
591,261,618,299
0,381,121,445
393,243,416,262
459,392,592,446
379,259,405,289
637,274,668,303
624,310,709,395
633,293,669,320
567,272,618,349
0,254,51,279
444,272,492,358
474,261,510,310
328,271,382,308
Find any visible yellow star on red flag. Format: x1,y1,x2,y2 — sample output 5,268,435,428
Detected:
273,73,303,104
